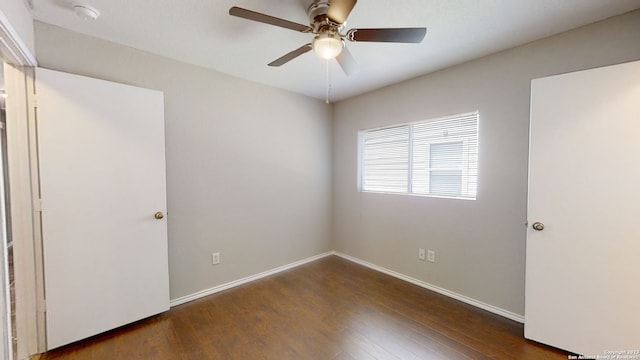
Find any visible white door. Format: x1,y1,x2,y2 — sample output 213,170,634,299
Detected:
525,61,640,356
36,68,169,350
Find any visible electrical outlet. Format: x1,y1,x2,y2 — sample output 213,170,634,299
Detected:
212,252,220,265
418,248,426,261
427,250,435,263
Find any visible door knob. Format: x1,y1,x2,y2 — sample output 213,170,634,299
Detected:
532,222,544,231
154,211,165,220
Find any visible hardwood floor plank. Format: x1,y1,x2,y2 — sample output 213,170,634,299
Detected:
342,327,402,360
347,307,486,360
39,256,568,359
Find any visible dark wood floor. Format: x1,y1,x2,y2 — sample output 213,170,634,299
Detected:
38,256,568,359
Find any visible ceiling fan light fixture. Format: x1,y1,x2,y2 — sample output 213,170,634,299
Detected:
312,32,344,59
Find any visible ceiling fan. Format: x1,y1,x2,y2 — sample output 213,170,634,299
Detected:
229,0,427,75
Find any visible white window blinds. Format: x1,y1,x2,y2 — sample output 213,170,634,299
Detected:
360,112,479,200
361,126,409,193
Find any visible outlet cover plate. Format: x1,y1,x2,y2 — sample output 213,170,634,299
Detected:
427,250,435,263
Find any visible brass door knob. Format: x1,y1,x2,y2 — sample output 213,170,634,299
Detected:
532,222,544,231
154,211,165,220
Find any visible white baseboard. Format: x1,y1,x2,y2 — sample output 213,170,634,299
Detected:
169,252,334,307
333,251,525,323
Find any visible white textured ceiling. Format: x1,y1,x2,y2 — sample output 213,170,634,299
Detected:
31,0,640,101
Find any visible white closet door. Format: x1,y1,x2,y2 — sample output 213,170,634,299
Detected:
36,68,169,350
525,60,640,356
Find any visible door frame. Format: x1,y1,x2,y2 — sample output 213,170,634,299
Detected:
0,6,43,360
0,104,11,360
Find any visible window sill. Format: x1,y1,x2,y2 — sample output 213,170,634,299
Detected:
358,189,476,201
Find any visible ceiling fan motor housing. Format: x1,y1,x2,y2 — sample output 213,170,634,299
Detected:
308,1,344,33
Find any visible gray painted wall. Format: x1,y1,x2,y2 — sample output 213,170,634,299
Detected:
34,22,333,300
332,10,640,316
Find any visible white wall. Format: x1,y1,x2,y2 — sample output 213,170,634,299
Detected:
34,22,333,300
0,0,35,61
332,10,640,316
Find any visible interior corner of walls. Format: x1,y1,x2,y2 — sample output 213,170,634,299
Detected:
169,251,334,307
333,252,525,323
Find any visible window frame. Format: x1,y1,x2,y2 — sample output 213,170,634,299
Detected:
358,111,479,200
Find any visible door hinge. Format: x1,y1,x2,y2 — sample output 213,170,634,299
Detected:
30,93,38,109
34,198,43,212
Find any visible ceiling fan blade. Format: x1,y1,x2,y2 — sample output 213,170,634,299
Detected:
346,28,427,43
336,46,358,76
229,7,312,33
327,0,357,24
268,44,313,67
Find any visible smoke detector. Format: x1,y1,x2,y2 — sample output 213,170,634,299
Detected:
73,4,100,20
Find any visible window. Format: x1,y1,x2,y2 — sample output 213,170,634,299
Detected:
359,111,479,200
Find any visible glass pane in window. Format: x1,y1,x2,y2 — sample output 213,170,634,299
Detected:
430,141,463,169
429,142,463,196
430,170,462,196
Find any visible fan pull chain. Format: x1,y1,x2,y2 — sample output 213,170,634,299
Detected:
325,60,331,104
